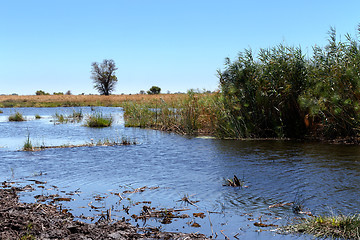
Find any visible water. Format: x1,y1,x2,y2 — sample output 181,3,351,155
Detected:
1,107,359,239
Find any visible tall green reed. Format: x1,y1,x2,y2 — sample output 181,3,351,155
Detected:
299,27,360,138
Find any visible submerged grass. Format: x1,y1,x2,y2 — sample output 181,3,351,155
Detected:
9,112,26,122
93,137,137,146
53,110,83,124
284,213,360,239
23,137,136,151
84,113,113,128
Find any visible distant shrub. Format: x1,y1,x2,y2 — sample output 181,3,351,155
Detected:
65,90,72,95
9,112,25,121
36,90,50,95
147,86,161,95
85,113,113,128
53,92,64,95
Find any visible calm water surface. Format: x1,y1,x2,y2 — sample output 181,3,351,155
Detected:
0,107,359,239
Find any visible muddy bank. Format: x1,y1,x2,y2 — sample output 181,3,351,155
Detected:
0,187,209,240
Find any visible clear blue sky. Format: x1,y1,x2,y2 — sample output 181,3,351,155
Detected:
1,0,360,95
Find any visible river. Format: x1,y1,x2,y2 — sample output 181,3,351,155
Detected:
0,107,359,239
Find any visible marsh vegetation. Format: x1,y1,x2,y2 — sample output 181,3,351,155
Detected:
84,112,113,128
1,24,360,240
284,213,360,239
123,25,360,142
53,110,83,124
22,134,33,151
8,112,26,122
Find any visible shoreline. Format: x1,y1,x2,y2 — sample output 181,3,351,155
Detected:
0,186,209,240
2,94,360,145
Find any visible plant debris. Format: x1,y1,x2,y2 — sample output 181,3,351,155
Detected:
254,222,278,227
224,175,248,187
268,202,293,208
0,185,210,239
177,194,199,207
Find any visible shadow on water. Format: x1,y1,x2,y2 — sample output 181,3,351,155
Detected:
0,107,359,239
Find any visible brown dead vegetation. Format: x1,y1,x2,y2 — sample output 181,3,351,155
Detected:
0,94,187,107
0,186,209,239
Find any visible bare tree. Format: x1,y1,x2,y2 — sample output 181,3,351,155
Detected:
91,59,118,95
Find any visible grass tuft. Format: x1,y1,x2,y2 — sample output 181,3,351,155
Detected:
9,112,26,121
23,134,33,151
85,112,113,128
284,213,360,239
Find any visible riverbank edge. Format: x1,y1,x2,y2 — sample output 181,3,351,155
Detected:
130,123,360,145
2,94,360,144
0,186,209,240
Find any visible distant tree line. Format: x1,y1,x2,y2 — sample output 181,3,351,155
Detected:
36,90,72,95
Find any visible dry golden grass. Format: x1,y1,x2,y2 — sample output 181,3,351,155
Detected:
0,94,187,107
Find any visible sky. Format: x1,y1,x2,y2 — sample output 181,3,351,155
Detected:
1,0,360,95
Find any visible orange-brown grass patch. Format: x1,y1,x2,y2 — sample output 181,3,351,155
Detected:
0,94,188,107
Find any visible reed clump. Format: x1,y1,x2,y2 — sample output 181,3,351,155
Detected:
23,134,33,151
123,24,360,141
284,213,360,239
9,112,26,122
217,24,360,140
53,110,83,124
85,112,113,128
123,90,217,136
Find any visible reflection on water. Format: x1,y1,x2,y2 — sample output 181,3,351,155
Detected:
0,107,359,239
